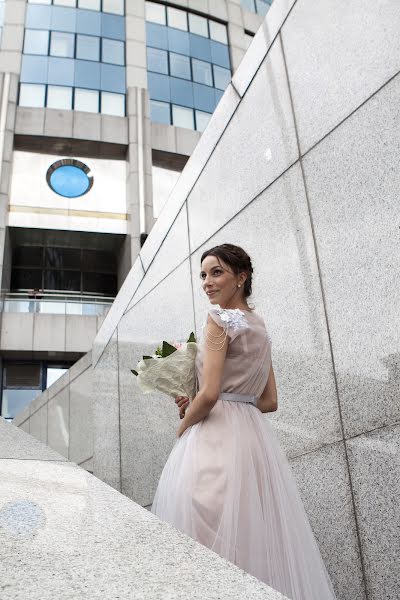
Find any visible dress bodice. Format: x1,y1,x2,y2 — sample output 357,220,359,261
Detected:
195,307,272,399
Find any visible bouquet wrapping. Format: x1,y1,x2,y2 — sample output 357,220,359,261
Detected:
132,336,198,400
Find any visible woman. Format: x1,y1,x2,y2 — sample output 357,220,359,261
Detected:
151,244,337,600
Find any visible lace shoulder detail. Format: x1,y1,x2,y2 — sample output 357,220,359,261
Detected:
205,306,249,342
209,307,248,332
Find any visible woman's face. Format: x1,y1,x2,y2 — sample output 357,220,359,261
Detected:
200,255,245,307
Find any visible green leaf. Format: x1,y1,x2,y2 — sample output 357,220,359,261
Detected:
131,369,138,376
187,331,196,343
162,341,177,357
143,355,153,360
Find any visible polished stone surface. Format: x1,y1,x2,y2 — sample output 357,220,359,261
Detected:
0,418,67,461
29,389,49,415
303,72,400,439
69,366,93,465
129,203,190,310
12,405,30,427
281,0,400,153
232,0,297,97
117,261,195,506
29,404,48,446
346,424,400,600
47,387,69,459
92,260,144,367
0,458,287,600
291,442,366,600
191,163,342,457
93,331,121,492
188,37,298,252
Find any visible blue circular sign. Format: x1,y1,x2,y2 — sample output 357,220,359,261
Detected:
46,160,93,198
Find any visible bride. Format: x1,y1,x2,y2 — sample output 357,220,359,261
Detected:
151,243,337,600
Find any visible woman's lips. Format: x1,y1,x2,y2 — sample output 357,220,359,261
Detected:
206,291,218,297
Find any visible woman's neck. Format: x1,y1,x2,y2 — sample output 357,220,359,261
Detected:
218,301,251,312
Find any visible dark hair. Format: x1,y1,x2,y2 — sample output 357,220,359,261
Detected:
200,244,254,298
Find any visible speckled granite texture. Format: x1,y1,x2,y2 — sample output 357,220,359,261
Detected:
12,0,400,598
0,419,287,600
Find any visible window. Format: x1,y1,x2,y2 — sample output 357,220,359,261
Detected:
172,104,194,129
24,29,49,55
102,38,124,65
150,99,170,125
74,87,99,112
1,364,42,420
54,0,76,6
46,367,68,387
47,85,73,109
192,59,212,86
167,7,187,31
102,0,124,15
169,52,190,80
195,110,211,132
146,2,166,25
145,3,230,131
101,91,125,116
19,83,46,107
78,0,101,9
47,159,93,197
240,0,273,15
50,31,75,57
209,21,227,45
147,47,168,75
20,6,126,114
213,65,231,90
76,34,100,61
188,13,208,37
0,361,73,422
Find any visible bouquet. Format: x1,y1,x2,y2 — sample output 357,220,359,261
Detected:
131,332,198,399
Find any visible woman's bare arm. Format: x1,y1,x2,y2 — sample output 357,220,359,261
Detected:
177,315,228,436
256,362,278,413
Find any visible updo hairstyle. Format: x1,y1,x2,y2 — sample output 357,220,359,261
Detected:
200,244,254,298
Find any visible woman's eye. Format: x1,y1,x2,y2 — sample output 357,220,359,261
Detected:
213,269,222,275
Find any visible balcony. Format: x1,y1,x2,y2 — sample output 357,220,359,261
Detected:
1,291,113,317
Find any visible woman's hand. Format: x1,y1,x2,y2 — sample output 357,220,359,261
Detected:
175,396,190,419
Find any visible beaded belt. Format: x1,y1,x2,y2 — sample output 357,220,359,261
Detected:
219,392,258,406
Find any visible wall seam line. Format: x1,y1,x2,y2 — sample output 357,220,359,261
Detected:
185,201,197,339
280,30,369,599
116,327,122,493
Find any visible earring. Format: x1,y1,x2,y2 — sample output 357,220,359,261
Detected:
238,284,241,288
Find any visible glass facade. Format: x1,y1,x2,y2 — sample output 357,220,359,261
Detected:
240,0,273,16
18,0,126,115
11,245,118,296
1,361,71,421
145,1,231,131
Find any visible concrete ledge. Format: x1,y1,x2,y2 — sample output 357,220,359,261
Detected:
0,418,288,600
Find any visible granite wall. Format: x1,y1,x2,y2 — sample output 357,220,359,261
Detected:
18,0,399,598
13,352,93,472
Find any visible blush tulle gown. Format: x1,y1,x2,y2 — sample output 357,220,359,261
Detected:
151,307,337,600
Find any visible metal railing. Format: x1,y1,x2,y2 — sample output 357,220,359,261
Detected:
0,291,114,317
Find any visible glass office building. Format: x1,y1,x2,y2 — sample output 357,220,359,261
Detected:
240,0,272,16
19,0,126,115
145,1,231,132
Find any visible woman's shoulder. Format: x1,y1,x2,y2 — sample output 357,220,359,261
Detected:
208,306,249,330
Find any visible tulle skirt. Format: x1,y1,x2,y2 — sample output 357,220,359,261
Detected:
151,398,337,600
